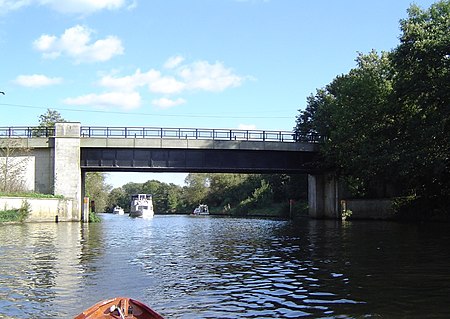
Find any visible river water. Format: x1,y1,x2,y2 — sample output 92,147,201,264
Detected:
0,214,450,318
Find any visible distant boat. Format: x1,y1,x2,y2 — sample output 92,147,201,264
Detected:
112,206,124,215
192,204,209,215
129,194,154,218
74,297,164,319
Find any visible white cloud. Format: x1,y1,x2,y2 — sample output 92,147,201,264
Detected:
37,0,129,14
33,25,124,63
99,58,244,94
65,56,246,111
0,0,31,14
1,0,134,15
14,74,63,88
148,76,186,94
99,69,161,92
98,69,186,95
164,55,185,69
64,91,141,109
179,61,243,92
152,97,186,109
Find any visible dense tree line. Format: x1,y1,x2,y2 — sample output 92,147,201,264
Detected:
104,173,308,217
294,1,450,216
29,110,308,217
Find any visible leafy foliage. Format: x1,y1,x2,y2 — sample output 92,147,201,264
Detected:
0,200,30,222
294,1,450,213
106,173,307,217
0,139,31,193
85,172,112,213
391,0,450,203
89,211,101,223
107,180,186,214
38,109,66,127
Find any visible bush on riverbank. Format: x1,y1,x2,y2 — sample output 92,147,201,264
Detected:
393,195,450,222
89,211,101,222
0,192,63,199
218,200,308,219
0,200,31,222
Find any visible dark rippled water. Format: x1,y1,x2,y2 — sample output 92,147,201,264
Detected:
1,214,450,318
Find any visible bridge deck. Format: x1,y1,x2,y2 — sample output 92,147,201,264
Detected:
1,125,322,173
0,126,323,143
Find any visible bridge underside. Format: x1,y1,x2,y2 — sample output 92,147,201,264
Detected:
81,148,320,174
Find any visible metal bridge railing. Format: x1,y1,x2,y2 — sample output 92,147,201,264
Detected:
79,126,324,143
0,126,324,143
0,126,55,138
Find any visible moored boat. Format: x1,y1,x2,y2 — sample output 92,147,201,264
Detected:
74,297,164,319
112,206,124,215
129,194,154,218
192,204,209,215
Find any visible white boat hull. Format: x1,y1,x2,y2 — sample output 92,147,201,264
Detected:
129,209,154,218
192,204,209,215
112,206,124,215
129,194,154,218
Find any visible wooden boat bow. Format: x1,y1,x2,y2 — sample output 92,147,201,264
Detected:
74,297,165,319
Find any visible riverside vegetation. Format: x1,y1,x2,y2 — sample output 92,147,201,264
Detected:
72,2,450,221
294,1,450,219
1,1,448,222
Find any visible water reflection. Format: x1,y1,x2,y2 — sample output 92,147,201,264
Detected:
1,216,450,318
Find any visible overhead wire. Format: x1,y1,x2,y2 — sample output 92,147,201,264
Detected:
0,102,295,120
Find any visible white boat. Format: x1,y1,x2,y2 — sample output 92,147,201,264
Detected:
192,204,209,215
112,206,124,215
129,194,154,218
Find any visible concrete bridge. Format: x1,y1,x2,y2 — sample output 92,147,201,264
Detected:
0,123,339,221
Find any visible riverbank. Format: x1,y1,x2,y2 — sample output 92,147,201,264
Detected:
207,200,309,219
0,193,77,222
2,214,450,318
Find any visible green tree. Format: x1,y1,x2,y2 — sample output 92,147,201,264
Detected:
166,186,182,213
294,1,450,214
184,173,209,207
39,109,66,127
261,174,291,202
296,51,395,196
206,173,249,207
107,187,128,211
142,180,165,213
106,180,187,214
85,172,112,213
391,0,450,204
235,179,273,215
33,109,66,137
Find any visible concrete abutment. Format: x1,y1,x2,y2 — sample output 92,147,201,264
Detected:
308,173,341,219
53,123,82,221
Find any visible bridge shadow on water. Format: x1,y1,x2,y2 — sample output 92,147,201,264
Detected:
1,215,450,318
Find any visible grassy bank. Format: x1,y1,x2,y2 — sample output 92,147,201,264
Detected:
0,192,63,199
209,200,308,219
0,193,59,223
0,201,31,223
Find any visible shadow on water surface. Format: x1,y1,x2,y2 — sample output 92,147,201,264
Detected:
0,215,450,318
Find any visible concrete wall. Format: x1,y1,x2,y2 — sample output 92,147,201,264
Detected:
34,148,54,194
342,199,394,220
0,197,76,222
0,155,35,190
53,123,81,220
0,142,53,194
308,173,340,219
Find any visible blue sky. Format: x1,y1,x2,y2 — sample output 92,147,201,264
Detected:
0,0,437,187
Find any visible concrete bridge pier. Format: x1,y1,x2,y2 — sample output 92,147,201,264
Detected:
308,173,340,219
53,122,81,221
